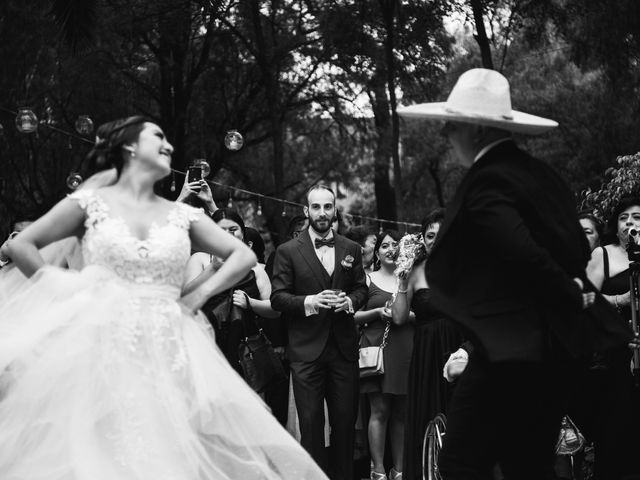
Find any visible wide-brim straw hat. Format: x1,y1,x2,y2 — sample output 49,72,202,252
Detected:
397,68,558,135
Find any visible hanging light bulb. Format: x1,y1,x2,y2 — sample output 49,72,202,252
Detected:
0,123,4,138
281,203,287,217
227,193,233,208
15,108,38,134
170,171,176,192
197,159,211,177
256,199,263,216
74,115,94,135
224,130,244,151
66,172,83,190
67,137,73,150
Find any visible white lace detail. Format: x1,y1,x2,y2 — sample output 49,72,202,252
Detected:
68,190,196,293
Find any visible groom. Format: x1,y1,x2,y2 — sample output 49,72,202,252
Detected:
271,184,368,480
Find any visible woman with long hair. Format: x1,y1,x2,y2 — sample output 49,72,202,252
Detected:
355,230,413,480
0,116,327,480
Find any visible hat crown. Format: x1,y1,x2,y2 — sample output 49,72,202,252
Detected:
446,69,513,119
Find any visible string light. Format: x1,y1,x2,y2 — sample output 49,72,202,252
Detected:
15,108,38,134
74,115,94,135
227,192,233,208
224,130,244,151
66,172,83,190
256,199,263,216
170,171,176,192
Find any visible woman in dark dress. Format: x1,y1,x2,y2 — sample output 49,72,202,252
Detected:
392,209,462,480
582,196,640,480
355,230,414,480
183,209,279,375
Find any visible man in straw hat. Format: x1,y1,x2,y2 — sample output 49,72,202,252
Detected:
398,68,631,479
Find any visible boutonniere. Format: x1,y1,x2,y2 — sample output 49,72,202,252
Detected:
341,255,355,270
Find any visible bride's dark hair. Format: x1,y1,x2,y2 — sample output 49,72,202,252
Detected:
84,116,152,177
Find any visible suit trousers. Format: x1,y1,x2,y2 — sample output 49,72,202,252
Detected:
290,334,359,480
438,352,568,480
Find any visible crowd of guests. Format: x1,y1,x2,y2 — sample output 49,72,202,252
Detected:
153,180,640,480
1,175,639,480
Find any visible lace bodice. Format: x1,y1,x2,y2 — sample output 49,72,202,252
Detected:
70,190,201,293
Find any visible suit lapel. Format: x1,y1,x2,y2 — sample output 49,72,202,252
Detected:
331,234,347,287
297,230,332,289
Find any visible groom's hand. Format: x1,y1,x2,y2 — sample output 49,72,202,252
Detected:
310,290,338,310
333,292,352,313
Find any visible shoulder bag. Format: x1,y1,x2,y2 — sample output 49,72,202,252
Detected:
358,321,390,378
237,292,287,393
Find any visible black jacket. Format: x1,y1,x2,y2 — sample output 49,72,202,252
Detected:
270,229,368,362
427,140,630,362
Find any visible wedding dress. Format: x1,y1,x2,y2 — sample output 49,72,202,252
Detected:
0,189,327,480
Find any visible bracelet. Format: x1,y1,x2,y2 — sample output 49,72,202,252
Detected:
397,288,408,294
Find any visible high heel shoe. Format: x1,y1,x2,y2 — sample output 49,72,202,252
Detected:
370,471,388,480
389,467,402,480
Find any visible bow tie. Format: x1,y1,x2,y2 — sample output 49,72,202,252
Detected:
315,238,335,249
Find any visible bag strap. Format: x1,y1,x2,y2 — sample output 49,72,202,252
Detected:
379,321,391,349
237,291,266,341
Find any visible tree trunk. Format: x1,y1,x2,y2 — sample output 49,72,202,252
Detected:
469,0,494,69
381,0,403,221
370,74,397,226
248,1,286,239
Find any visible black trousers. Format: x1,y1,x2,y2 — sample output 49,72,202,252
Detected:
438,353,567,480
290,335,359,480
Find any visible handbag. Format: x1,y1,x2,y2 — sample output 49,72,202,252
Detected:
358,321,390,378
555,415,586,456
236,292,287,393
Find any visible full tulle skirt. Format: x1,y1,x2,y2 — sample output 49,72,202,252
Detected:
0,265,326,480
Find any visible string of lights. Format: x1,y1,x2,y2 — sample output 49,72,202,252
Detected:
2,106,422,230
170,168,422,229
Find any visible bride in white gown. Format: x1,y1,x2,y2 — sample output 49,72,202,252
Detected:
0,116,327,480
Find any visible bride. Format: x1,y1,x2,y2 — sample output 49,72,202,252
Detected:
0,116,327,480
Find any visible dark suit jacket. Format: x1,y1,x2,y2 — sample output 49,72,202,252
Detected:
270,230,368,363
427,140,631,362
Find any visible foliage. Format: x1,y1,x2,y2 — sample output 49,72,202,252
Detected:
3,0,640,246
580,152,640,222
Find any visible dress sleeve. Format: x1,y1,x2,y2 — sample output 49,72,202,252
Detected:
174,202,205,229
67,189,94,211
67,190,108,227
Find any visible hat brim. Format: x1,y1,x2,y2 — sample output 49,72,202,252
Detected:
397,102,558,135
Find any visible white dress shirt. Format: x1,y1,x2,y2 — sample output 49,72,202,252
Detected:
303,228,353,316
308,227,335,276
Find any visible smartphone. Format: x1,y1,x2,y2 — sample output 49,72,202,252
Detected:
187,165,203,183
